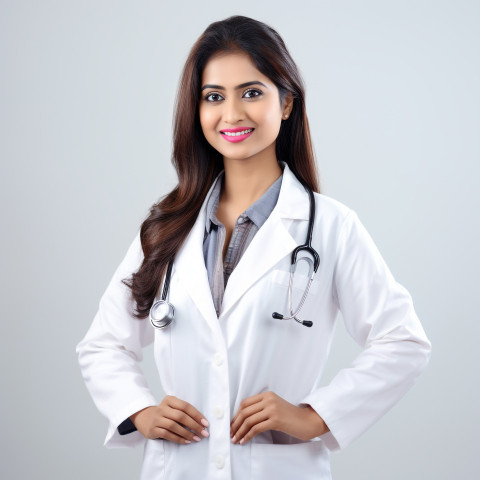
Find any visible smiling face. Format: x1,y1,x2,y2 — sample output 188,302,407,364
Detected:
199,51,292,164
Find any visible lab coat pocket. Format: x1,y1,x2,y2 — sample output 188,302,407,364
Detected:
251,440,331,480
141,438,165,480
271,268,323,296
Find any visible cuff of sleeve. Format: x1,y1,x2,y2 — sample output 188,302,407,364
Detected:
299,394,343,452
118,418,137,435
104,395,158,449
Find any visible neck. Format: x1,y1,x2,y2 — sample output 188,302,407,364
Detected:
221,153,282,210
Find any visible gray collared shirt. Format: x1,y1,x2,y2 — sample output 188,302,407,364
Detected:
203,171,283,317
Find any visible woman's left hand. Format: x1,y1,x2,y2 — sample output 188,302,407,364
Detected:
230,391,329,445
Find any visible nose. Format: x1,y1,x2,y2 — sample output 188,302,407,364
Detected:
222,97,245,125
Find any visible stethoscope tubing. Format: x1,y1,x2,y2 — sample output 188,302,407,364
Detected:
149,185,320,329
280,268,316,321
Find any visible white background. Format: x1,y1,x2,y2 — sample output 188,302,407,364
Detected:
1,1,478,478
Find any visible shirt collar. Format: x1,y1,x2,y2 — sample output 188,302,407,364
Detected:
204,171,224,233
204,167,284,234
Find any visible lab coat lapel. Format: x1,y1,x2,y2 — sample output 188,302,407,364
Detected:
173,184,219,333
220,164,310,318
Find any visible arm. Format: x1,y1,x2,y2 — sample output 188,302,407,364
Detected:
299,210,432,451
76,232,158,448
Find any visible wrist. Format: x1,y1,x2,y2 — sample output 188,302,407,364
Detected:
130,406,154,430
301,405,330,439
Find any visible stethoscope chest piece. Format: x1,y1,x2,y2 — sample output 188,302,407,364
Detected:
150,299,175,329
149,260,175,330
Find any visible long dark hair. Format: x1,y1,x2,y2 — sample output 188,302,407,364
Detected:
124,15,320,318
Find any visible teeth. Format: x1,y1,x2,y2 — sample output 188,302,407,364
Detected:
222,129,253,136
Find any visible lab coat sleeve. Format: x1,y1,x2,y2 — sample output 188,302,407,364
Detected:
76,232,158,448
299,210,431,451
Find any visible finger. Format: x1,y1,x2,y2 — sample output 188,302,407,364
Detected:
165,406,209,438
156,415,207,443
232,410,269,444
168,396,209,426
152,427,194,445
230,402,263,438
231,394,264,425
157,415,199,441
238,418,272,445
167,397,209,432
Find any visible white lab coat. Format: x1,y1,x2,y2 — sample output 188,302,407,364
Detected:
77,163,431,480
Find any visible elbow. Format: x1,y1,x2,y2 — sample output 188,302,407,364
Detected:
419,334,432,372
402,332,432,382
76,338,88,366
409,317,432,374
372,319,432,380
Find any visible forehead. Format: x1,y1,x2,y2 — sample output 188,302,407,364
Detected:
201,51,271,85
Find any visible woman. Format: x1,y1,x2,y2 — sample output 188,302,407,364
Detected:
77,15,431,480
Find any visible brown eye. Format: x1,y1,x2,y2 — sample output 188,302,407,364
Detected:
243,89,262,99
205,92,224,102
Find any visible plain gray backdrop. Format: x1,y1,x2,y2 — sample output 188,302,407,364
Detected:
1,0,478,478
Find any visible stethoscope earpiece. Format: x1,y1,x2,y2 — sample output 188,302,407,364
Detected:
272,311,314,328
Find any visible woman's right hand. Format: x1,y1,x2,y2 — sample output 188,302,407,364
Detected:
130,395,210,444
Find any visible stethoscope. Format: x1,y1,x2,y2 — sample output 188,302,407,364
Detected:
149,186,320,329
271,186,319,327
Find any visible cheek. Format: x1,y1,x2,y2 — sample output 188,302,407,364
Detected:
199,107,215,136
255,104,282,137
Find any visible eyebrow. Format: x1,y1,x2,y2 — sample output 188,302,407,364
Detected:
200,81,267,91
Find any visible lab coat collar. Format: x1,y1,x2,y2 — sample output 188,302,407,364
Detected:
220,163,310,317
275,162,310,221
173,162,310,330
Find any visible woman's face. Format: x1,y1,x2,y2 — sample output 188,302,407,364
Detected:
199,51,292,164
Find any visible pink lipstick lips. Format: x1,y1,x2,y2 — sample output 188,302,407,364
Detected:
220,127,255,143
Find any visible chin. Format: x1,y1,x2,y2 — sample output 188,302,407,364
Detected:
223,152,259,162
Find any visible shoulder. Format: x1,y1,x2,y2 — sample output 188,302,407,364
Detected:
313,192,354,225
310,193,373,253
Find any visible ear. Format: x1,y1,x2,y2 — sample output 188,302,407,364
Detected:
282,92,294,119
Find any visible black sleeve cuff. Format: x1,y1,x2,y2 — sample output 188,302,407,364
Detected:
117,418,137,436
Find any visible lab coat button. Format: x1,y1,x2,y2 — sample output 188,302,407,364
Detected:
213,406,224,419
213,353,224,366
215,454,225,469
